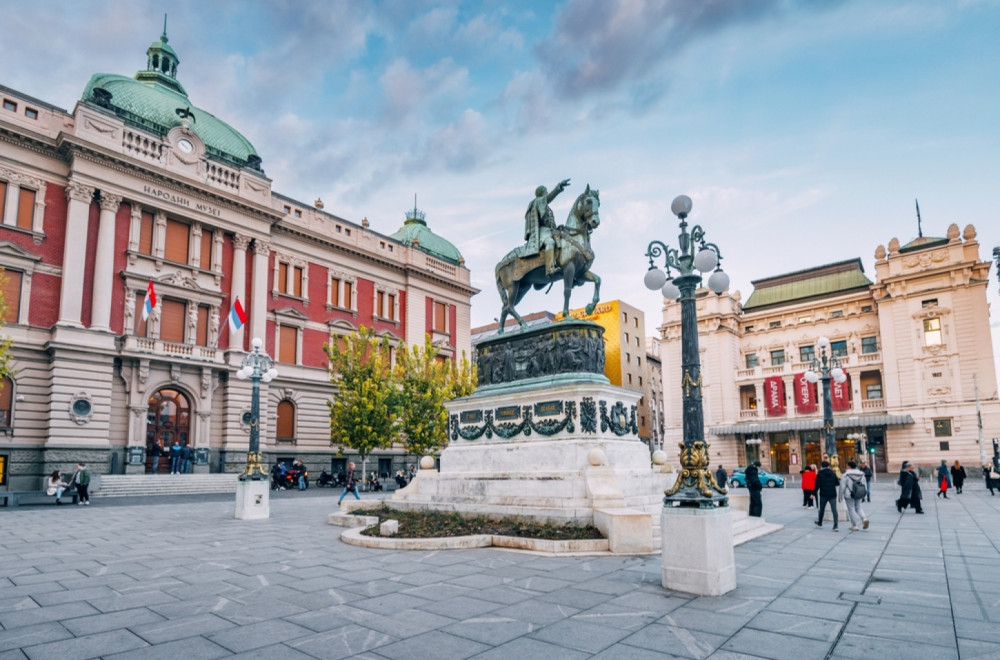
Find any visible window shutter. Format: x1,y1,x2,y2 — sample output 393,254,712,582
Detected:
1,270,21,323
0,181,6,220
139,211,154,255
330,278,340,306
293,266,303,297
196,305,209,346
279,325,297,364
276,400,295,440
388,294,396,320
17,189,34,230
343,282,352,309
377,291,385,317
199,229,213,270
164,219,190,264
160,299,186,343
278,263,288,293
434,302,446,331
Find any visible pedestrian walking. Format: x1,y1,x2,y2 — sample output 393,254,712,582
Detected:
337,461,361,505
169,439,182,474
950,461,966,494
936,459,952,498
896,462,924,513
800,464,816,508
180,443,194,474
985,465,1000,496
71,462,91,506
839,460,869,531
813,460,840,531
746,461,763,517
714,465,728,490
860,461,873,502
149,441,163,474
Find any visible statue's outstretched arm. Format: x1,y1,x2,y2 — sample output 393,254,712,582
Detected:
548,179,571,202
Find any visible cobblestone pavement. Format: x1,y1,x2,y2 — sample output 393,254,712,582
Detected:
2,479,999,659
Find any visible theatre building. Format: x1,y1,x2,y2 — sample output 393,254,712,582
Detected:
657,223,1000,473
0,30,474,489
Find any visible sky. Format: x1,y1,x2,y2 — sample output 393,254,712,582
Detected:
1,0,999,379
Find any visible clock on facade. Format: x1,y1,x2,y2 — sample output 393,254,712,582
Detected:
177,138,194,154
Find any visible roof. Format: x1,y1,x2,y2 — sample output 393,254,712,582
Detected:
742,258,872,312
899,235,949,253
389,207,463,265
80,30,262,173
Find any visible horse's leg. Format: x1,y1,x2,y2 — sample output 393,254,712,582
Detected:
561,262,577,320
583,270,602,315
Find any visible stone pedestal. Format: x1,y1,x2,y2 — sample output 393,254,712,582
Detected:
235,479,269,520
661,505,736,596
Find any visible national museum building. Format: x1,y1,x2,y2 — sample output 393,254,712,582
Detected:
0,31,475,488
658,225,999,473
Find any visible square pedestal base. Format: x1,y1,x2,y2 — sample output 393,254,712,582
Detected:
235,479,270,520
661,506,736,596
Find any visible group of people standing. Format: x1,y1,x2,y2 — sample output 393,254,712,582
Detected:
45,463,92,505
896,459,970,512
149,440,194,474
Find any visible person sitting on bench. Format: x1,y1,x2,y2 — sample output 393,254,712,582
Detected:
46,470,70,505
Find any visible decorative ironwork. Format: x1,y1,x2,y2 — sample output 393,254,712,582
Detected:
580,397,598,433
451,401,579,441
682,369,702,397
235,338,277,481
599,400,637,436
663,440,727,505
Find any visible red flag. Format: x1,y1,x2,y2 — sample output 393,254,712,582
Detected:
764,376,786,416
794,372,817,414
831,373,852,411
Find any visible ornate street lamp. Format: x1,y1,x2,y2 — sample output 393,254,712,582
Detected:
235,337,278,480
804,336,847,476
643,195,730,507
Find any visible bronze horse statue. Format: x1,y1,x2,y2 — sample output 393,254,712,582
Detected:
495,185,601,333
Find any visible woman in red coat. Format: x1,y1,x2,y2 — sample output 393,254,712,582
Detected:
800,464,817,508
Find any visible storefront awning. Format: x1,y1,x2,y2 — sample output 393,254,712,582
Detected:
708,413,914,436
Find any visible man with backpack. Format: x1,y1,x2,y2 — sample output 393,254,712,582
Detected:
840,460,869,531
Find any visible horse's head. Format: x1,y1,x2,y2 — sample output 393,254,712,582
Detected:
570,184,600,231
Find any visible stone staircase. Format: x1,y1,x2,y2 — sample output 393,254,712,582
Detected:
650,505,781,550
94,473,239,498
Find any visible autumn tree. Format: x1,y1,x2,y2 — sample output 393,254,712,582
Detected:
325,326,399,464
0,270,14,383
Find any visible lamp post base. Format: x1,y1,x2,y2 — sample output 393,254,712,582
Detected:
235,479,270,520
661,505,736,596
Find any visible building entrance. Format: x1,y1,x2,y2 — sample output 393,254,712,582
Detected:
146,389,191,473
801,430,822,468
769,432,790,473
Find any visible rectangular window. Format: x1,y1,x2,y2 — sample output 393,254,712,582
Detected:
830,310,844,318
865,384,883,400
387,293,396,320
139,211,154,255
769,320,781,328
25,107,38,120
277,262,288,294
2,99,15,112
770,349,785,366
922,299,938,308
745,353,758,369
933,419,952,437
279,325,297,364
199,229,213,270
1,270,22,323
292,266,303,297
744,326,754,333
861,336,878,354
939,441,950,451
343,281,352,309
159,299,186,343
831,340,848,358
799,345,815,363
196,305,209,346
164,219,190,264
330,277,340,307
377,291,385,317
433,301,447,332
924,318,942,346
0,181,6,220
16,188,34,230
861,305,873,313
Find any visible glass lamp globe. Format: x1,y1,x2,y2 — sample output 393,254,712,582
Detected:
707,269,730,294
236,368,249,380
671,195,693,218
817,336,831,350
261,374,272,383
694,248,718,273
661,280,681,300
831,368,847,383
266,368,279,380
251,337,264,350
804,371,819,384
644,267,668,291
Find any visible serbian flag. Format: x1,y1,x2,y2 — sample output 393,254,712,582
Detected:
229,297,247,333
141,279,157,321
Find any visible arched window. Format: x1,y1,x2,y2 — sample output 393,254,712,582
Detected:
276,400,295,444
0,376,12,428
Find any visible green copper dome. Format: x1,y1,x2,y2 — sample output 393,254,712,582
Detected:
81,25,263,172
390,205,463,265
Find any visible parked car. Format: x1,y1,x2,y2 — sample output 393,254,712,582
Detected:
730,467,785,488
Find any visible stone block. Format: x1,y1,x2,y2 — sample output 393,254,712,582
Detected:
234,479,269,520
661,505,736,596
593,507,653,554
729,493,749,513
380,519,399,536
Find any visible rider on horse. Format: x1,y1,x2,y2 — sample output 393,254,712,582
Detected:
521,179,570,276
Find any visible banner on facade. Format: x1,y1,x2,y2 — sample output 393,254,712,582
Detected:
764,376,786,416
793,372,817,413
831,373,851,411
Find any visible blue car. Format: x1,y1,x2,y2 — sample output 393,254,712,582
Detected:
730,467,785,488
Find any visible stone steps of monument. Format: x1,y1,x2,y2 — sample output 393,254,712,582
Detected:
95,474,239,498
650,509,780,550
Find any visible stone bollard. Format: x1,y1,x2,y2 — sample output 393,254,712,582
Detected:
380,519,399,536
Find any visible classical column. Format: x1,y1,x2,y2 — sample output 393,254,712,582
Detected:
91,192,122,331
2,178,19,227
250,238,270,343
58,181,95,326
230,233,250,350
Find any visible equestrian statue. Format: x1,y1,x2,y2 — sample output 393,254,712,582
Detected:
495,179,601,333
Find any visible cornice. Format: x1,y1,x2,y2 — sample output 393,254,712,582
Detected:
0,126,63,160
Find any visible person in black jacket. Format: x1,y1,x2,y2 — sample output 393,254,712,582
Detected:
715,465,728,490
746,461,763,517
813,460,840,531
897,462,924,513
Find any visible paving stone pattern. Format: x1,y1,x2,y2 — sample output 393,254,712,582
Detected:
1,481,999,659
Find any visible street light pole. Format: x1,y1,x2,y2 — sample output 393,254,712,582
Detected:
805,337,846,476
236,337,278,481
643,195,730,508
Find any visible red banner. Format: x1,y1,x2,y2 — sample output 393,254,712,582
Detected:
831,373,851,411
764,376,786,416
794,373,817,414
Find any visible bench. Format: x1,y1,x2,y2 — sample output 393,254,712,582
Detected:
0,491,80,507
